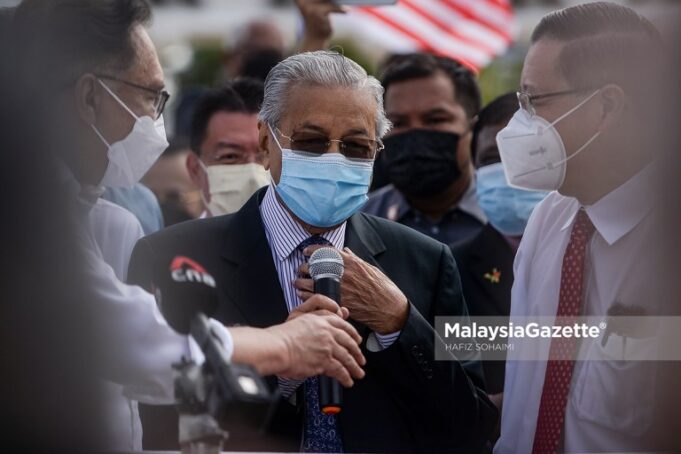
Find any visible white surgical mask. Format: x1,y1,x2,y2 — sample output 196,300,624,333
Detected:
92,79,169,188
199,161,270,216
496,89,601,192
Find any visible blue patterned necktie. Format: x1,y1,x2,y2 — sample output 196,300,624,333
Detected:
296,235,344,453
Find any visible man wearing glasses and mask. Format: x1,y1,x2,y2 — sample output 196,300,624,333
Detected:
129,50,497,453
495,3,677,453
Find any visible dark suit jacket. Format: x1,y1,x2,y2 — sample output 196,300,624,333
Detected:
129,188,497,453
450,224,515,394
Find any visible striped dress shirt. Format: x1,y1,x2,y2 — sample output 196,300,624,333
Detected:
259,185,400,395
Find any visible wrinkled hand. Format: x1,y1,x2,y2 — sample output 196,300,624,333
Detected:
294,246,409,334
296,0,346,51
266,295,365,387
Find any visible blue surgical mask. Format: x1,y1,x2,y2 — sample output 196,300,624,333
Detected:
476,162,548,236
269,124,374,228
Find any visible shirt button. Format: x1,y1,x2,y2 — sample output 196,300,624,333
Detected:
431,226,440,235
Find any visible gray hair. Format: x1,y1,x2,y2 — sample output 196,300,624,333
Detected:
259,50,391,138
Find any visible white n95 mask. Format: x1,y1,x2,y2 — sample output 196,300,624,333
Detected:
91,79,169,188
496,90,601,192
200,161,270,216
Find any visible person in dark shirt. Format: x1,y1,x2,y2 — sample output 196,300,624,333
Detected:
363,53,486,245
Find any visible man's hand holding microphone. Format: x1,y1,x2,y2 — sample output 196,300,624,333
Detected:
230,294,365,388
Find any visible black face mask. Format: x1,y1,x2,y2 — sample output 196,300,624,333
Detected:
382,129,462,198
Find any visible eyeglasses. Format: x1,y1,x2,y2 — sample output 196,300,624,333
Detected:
517,89,586,117
273,127,383,161
95,74,170,120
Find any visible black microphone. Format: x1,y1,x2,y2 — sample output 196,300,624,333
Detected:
308,247,345,415
155,255,219,335
155,256,273,409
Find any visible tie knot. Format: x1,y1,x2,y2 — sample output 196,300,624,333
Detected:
573,209,595,238
297,235,332,252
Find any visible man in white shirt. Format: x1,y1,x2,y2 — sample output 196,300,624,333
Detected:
493,2,676,453
88,193,146,450
88,195,145,282
14,1,366,449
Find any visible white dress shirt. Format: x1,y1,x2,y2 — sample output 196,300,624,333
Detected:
88,196,146,451
495,163,661,453
88,197,145,281
60,165,234,450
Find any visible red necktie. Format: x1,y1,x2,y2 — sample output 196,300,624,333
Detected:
532,209,595,454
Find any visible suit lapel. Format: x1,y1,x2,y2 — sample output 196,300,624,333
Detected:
219,188,289,328
345,213,387,270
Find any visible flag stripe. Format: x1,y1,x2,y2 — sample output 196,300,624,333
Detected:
442,0,512,39
356,7,481,71
349,0,514,72
368,6,491,64
450,0,513,22
415,0,510,51
400,0,497,55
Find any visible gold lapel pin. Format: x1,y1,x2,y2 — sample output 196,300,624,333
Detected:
484,268,501,284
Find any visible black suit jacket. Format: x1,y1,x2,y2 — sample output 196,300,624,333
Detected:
129,188,497,453
450,224,515,394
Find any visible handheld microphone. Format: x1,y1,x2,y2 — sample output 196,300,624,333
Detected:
308,247,345,415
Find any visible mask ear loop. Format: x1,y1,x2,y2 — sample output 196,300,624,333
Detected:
512,89,603,178
97,79,141,121
513,130,603,178
91,79,142,148
267,123,285,153
91,124,111,148
503,89,601,140
544,89,601,132
193,158,213,213
266,123,281,190
197,158,209,175
549,131,602,169
547,89,603,168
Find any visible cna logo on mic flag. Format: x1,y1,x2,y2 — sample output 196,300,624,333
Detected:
170,256,216,288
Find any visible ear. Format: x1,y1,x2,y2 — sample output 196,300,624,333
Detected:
469,114,479,133
258,120,271,171
597,84,627,132
457,129,474,174
186,152,203,187
186,152,211,202
74,73,101,126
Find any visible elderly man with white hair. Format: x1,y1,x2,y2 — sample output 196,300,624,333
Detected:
129,50,497,453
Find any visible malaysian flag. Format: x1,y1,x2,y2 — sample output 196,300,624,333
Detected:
345,0,514,72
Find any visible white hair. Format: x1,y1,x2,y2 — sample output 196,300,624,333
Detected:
259,50,391,138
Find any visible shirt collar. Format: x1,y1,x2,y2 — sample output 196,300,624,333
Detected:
458,178,488,224
390,179,487,224
55,159,101,213
260,185,346,261
559,162,656,245
79,184,105,206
